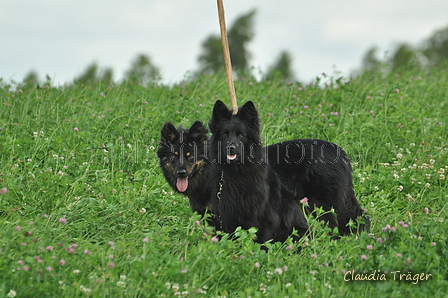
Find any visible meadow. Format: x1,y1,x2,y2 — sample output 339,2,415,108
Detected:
0,68,447,297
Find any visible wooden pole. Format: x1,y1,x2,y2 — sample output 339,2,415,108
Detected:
217,0,238,114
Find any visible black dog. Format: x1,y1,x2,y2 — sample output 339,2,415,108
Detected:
208,100,308,243
157,121,211,216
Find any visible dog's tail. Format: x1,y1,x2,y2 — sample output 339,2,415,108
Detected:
340,187,370,235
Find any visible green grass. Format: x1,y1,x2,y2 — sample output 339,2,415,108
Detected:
0,69,447,297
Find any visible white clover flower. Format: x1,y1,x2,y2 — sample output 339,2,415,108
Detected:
79,285,91,293
274,267,283,275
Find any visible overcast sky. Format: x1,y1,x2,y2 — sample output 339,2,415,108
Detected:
1,0,447,85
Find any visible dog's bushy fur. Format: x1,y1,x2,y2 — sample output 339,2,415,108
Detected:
208,100,308,243
267,139,369,235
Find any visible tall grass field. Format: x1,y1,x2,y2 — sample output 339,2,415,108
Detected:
0,69,447,297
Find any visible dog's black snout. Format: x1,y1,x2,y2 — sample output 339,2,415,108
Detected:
176,169,187,177
226,144,236,153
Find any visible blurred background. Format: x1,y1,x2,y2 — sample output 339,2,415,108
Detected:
1,0,448,86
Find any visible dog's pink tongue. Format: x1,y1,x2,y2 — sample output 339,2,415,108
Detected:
227,154,237,160
176,178,188,192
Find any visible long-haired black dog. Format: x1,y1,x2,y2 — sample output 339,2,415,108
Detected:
208,100,308,243
157,120,211,216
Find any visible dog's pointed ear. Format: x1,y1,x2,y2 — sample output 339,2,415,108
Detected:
160,121,179,145
189,121,209,143
213,100,230,117
238,101,259,124
209,100,231,133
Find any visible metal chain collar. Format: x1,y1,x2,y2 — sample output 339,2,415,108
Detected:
215,170,225,230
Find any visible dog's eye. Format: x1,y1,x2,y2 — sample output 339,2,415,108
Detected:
237,132,243,138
